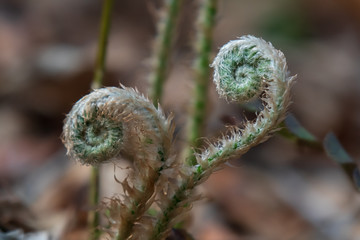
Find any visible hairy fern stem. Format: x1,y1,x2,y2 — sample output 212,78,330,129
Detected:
185,0,218,166
149,0,182,107
147,35,295,239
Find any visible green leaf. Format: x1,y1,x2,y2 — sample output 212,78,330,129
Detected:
323,132,360,192
284,114,317,142
323,132,353,164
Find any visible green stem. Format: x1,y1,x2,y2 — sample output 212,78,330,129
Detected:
115,170,162,240
149,0,182,107
89,166,101,240
89,0,114,239
92,0,115,89
150,179,193,240
185,0,217,165
151,115,270,240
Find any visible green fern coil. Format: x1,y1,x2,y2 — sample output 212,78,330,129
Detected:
63,88,127,165
142,35,295,240
63,86,173,166
213,35,288,103
63,86,174,240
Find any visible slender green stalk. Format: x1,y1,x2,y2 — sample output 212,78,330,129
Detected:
89,166,101,240
92,0,115,89
149,0,182,107
89,0,114,239
185,0,217,165
150,175,197,240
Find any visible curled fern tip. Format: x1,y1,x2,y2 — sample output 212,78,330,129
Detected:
63,88,127,165
212,35,293,103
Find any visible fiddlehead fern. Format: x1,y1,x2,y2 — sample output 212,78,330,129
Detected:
63,88,124,165
62,35,294,240
143,35,295,239
63,86,174,240
198,34,295,172
213,35,274,102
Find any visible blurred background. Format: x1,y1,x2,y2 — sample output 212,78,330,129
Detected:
0,0,360,239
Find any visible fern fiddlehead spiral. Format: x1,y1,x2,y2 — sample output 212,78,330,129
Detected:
63,86,174,240
198,34,295,171
144,35,295,239
63,88,125,165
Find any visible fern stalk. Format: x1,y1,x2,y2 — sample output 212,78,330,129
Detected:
185,0,217,166
149,0,182,107
147,35,295,240
92,0,114,89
